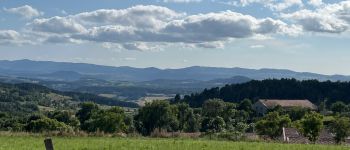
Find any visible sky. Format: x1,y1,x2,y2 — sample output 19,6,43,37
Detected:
1,0,350,75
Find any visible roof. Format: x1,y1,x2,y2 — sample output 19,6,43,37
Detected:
258,99,317,110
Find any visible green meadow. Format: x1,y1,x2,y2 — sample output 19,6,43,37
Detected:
0,135,349,150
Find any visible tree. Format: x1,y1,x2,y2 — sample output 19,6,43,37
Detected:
134,100,175,135
298,112,323,143
255,111,291,139
329,116,350,144
76,102,98,124
331,101,348,114
184,112,201,132
201,116,225,133
318,99,327,112
25,117,70,132
83,107,127,133
202,99,225,118
175,103,192,131
287,107,309,121
174,94,181,103
238,99,253,113
48,111,79,128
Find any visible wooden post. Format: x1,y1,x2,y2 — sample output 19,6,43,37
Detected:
282,127,287,142
44,138,54,150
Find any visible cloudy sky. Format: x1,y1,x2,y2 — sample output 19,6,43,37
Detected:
1,0,350,75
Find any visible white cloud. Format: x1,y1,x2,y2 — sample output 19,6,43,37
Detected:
72,5,183,29
30,16,87,34
269,0,303,11
44,35,81,44
0,30,32,45
122,42,161,51
3,5,43,19
25,5,301,50
195,41,225,48
71,10,298,45
281,1,350,33
308,0,323,7
0,30,20,40
163,0,201,3
282,10,348,33
225,0,303,11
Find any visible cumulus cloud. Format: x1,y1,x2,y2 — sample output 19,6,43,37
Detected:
30,16,87,34
122,42,161,51
3,5,43,19
72,5,183,29
281,1,350,33
0,30,20,40
225,0,303,11
24,5,301,50
282,10,348,33
72,11,298,44
0,30,32,45
195,41,225,49
308,0,323,7
269,0,303,11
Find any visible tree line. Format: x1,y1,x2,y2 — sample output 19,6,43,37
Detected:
1,98,350,144
180,78,350,107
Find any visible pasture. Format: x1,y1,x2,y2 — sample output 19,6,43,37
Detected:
0,135,349,150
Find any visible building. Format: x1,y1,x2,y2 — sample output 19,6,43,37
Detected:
253,99,317,116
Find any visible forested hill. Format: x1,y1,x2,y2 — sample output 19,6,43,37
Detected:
0,82,138,116
182,79,350,107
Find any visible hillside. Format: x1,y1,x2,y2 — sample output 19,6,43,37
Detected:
0,82,138,116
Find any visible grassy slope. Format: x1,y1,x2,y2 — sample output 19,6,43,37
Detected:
0,136,349,150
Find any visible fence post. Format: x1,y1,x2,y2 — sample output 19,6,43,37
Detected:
44,138,54,150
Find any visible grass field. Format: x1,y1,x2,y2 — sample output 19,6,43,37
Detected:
0,136,349,150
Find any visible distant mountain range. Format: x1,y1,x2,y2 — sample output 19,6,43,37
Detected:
0,59,349,82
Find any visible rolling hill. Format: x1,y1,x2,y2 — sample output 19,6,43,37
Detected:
0,59,349,82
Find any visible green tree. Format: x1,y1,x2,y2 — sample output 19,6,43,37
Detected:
255,111,291,139
238,99,253,113
318,99,327,112
287,107,309,121
331,101,348,114
76,102,98,124
134,100,175,135
298,112,323,143
174,94,181,103
184,112,201,132
84,107,127,133
201,116,225,133
329,116,350,144
25,117,70,132
48,111,79,128
175,103,192,131
202,99,225,118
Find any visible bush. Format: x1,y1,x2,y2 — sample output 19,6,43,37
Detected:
25,117,71,132
256,111,291,139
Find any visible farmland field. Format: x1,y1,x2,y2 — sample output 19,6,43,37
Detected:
0,135,349,150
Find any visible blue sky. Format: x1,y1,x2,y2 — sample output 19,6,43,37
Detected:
1,0,350,75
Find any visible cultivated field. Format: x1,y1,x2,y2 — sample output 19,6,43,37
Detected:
0,136,349,150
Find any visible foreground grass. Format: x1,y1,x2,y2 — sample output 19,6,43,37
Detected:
0,135,349,150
